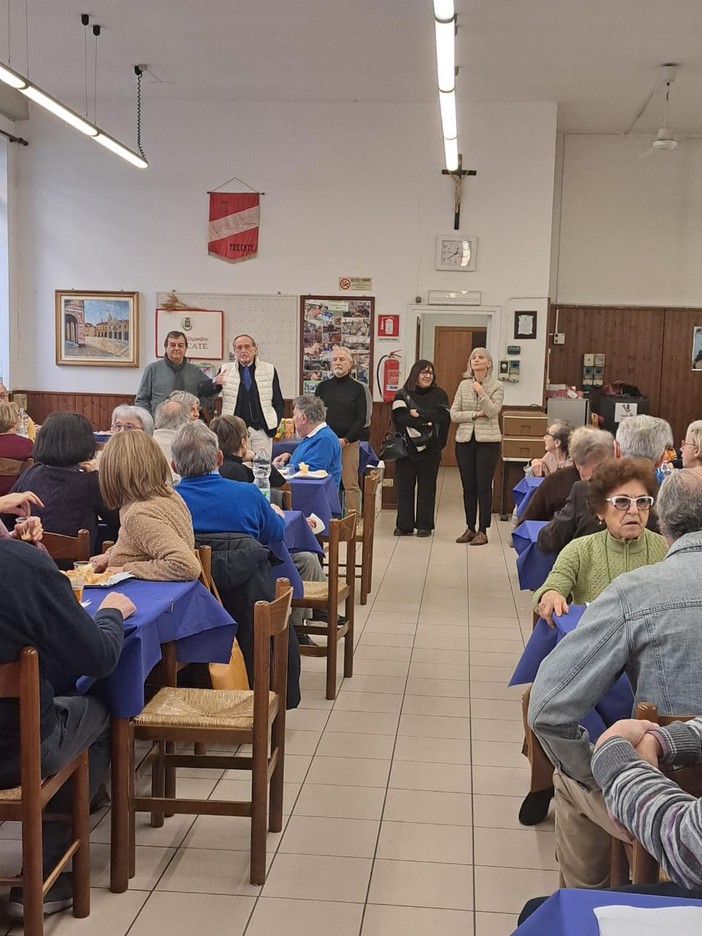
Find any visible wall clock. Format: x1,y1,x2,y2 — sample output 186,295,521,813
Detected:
435,235,477,272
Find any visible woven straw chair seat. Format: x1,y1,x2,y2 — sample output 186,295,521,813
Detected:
0,784,22,801
133,687,277,730
301,581,329,600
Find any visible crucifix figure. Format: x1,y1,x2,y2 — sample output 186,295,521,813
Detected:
442,155,477,230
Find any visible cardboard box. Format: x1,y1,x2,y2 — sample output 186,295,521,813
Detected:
502,411,548,438
502,437,547,459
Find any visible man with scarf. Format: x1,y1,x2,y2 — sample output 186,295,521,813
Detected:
135,331,224,416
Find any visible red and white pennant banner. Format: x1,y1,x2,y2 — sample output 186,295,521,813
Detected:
208,192,260,264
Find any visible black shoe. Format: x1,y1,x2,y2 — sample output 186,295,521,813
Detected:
90,780,111,813
7,872,73,920
416,529,432,538
394,528,414,536
311,611,348,627
518,787,554,826
297,632,318,647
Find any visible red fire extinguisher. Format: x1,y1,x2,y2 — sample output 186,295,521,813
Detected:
376,351,402,403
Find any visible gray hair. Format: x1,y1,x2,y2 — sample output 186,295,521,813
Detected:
550,422,572,455
171,421,219,478
686,420,702,460
293,394,326,425
332,346,354,364
569,427,614,467
112,404,154,435
616,414,671,462
168,390,199,410
155,400,191,431
656,468,702,542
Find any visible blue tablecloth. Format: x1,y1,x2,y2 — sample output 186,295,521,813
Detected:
289,475,342,529
273,440,379,475
283,510,325,556
513,476,544,518
513,520,557,591
509,605,634,743
513,888,702,936
77,579,236,718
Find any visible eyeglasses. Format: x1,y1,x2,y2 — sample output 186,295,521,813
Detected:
605,495,655,511
420,369,434,376
543,432,556,439
681,440,696,448
112,422,143,431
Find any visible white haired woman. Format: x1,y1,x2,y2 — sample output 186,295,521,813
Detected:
451,348,504,546
110,404,154,435
681,420,702,469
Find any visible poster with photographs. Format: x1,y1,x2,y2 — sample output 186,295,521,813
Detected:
300,296,374,393
692,326,702,371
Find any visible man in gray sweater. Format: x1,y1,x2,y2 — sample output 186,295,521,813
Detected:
135,330,224,415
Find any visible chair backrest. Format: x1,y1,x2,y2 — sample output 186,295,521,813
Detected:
280,482,292,511
195,544,222,604
362,470,380,535
0,456,32,479
0,648,42,804
42,528,91,562
253,579,293,725
325,513,357,603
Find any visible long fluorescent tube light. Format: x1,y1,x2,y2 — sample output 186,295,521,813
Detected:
0,59,148,168
443,137,458,171
435,20,455,92
439,90,457,140
433,0,455,23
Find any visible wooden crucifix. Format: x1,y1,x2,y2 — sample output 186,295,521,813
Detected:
442,155,477,230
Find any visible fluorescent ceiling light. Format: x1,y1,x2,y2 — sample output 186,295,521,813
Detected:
94,133,148,169
21,86,97,136
439,90,457,140
433,0,455,23
435,20,455,92
443,137,458,171
0,59,148,169
0,63,27,89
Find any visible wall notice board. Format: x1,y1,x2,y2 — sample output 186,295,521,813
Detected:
155,293,298,397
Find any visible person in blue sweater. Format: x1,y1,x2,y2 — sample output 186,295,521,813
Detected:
272,395,342,485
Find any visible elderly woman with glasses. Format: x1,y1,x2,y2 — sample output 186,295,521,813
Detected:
518,457,669,827
110,404,154,435
681,421,702,469
530,423,572,478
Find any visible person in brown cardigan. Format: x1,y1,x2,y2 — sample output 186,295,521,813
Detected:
90,431,201,581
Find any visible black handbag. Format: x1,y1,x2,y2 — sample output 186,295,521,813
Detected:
379,432,409,461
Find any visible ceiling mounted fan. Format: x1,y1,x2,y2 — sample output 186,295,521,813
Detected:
636,64,702,159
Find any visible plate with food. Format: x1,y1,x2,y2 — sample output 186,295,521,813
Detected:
64,568,135,588
292,465,328,478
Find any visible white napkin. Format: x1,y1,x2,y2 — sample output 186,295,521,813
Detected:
594,904,702,936
307,513,325,535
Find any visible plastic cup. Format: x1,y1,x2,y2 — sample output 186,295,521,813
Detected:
74,561,92,572
71,578,84,602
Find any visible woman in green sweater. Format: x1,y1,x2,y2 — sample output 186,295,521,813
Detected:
533,457,668,625
520,457,668,827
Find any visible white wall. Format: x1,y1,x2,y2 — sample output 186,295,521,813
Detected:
8,98,557,401
554,133,702,305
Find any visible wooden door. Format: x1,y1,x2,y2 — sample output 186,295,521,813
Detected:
433,326,487,467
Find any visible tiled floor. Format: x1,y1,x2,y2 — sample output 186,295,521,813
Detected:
0,467,559,935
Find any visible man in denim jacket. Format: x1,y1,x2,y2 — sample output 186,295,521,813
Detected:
529,468,702,889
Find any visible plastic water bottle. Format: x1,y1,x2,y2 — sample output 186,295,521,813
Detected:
252,450,271,501
657,461,674,483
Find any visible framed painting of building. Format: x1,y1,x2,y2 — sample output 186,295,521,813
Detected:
55,290,139,366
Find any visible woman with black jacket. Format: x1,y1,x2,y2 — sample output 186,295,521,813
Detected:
391,360,450,537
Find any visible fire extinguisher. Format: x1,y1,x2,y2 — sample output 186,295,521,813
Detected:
376,351,402,403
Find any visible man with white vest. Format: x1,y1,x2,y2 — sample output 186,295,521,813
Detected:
218,334,285,457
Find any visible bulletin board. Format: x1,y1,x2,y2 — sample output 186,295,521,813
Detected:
300,295,374,394
155,292,298,397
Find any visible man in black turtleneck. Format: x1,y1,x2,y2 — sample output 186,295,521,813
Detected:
135,331,224,416
315,347,368,515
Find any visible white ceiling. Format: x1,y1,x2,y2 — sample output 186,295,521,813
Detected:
4,0,702,134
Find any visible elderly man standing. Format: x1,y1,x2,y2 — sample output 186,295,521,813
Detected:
529,467,702,890
273,395,342,485
314,347,367,515
218,334,285,457
135,331,224,416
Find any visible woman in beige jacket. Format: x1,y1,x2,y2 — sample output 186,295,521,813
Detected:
451,348,504,545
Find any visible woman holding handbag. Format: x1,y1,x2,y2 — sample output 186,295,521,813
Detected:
452,347,504,545
391,360,450,537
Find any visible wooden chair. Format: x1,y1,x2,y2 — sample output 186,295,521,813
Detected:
0,456,32,491
42,528,91,564
0,648,91,934
280,482,292,510
610,701,702,886
348,470,379,605
292,512,357,699
196,544,249,691
130,579,293,885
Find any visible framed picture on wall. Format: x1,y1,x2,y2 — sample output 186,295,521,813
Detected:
300,295,374,393
514,309,537,340
55,290,139,366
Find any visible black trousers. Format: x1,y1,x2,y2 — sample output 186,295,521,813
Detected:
455,438,500,532
394,452,441,532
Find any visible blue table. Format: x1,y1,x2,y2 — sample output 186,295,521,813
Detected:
79,578,236,893
509,605,634,743
513,475,544,519
273,439,378,476
513,520,557,591
513,888,702,935
289,475,342,529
